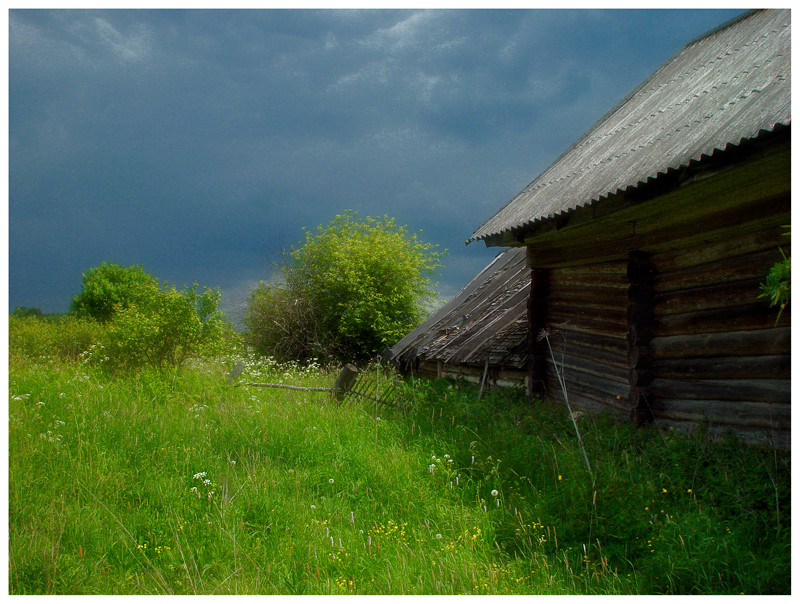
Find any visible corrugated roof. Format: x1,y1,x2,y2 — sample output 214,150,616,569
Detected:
389,246,529,369
470,9,791,245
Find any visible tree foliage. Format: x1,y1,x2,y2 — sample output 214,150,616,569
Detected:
70,262,159,323
70,261,227,370
245,211,444,363
759,227,791,324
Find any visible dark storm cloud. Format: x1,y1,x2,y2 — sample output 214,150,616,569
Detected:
9,8,745,318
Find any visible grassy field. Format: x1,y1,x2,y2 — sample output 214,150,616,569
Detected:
7,330,791,594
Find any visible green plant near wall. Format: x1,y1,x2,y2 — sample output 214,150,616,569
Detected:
759,227,790,324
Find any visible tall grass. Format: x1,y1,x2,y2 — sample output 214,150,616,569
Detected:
8,318,791,594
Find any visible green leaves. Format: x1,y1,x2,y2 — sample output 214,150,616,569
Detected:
70,262,228,370
758,228,790,325
70,262,159,323
246,211,444,363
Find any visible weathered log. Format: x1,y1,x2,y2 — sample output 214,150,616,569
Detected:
544,376,631,413
548,260,629,278
548,329,628,355
649,327,791,359
547,290,626,311
654,247,789,292
651,221,790,273
546,351,629,383
545,364,629,399
654,304,791,336
649,378,790,403
652,278,764,316
652,354,790,380
648,398,791,430
555,341,628,370
546,313,628,338
244,382,333,392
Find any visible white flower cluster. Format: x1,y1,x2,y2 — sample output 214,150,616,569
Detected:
78,343,110,366
428,453,455,474
191,471,216,500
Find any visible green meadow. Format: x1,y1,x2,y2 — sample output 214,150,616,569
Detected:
8,318,790,594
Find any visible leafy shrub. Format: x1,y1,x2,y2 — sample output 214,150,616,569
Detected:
244,282,322,363
99,283,228,370
759,227,790,323
70,262,159,323
66,261,230,370
8,314,103,362
246,211,444,363
760,251,790,322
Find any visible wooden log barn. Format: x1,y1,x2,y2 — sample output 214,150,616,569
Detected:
389,246,530,389
396,9,792,446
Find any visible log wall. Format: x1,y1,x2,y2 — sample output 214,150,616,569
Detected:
542,260,631,413
648,227,791,445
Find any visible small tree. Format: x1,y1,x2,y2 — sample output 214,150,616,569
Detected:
70,262,159,323
102,284,227,370
246,211,444,363
71,261,228,370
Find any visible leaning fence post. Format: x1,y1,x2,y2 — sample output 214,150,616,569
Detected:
332,364,359,401
226,361,246,386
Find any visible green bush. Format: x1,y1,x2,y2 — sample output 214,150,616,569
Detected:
759,227,790,323
67,261,229,370
70,262,159,323
244,282,322,363
246,211,444,363
99,283,228,370
8,314,104,362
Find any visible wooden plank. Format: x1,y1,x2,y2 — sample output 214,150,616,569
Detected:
548,271,629,288
546,352,629,383
546,364,630,399
518,147,789,253
654,246,790,292
650,378,790,403
649,327,791,359
652,355,790,380
547,287,628,308
651,221,790,274
554,341,628,370
649,398,791,430
652,278,763,316
546,329,627,355
653,303,791,336
544,389,628,415
546,305,628,329
544,375,631,413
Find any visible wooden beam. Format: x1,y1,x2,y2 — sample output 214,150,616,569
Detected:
626,251,656,425
527,266,549,400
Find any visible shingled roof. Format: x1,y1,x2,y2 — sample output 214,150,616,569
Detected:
389,246,529,370
470,9,791,246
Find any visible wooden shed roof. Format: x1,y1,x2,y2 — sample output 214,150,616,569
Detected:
470,9,791,246
389,246,529,369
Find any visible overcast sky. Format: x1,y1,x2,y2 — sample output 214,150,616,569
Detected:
9,8,746,321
